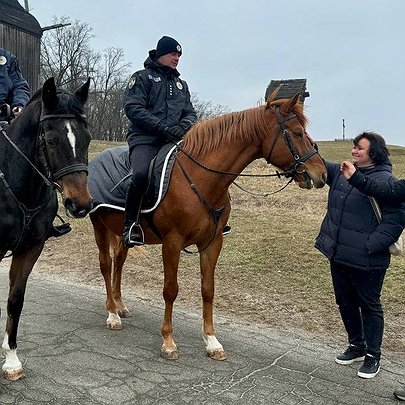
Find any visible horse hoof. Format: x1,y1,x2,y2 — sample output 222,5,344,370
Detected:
118,308,130,318
107,313,122,330
3,367,25,381
208,349,228,361
161,348,179,360
107,321,123,331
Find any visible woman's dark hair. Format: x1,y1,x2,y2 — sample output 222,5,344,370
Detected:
353,131,390,165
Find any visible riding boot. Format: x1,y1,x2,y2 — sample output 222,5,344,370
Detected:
123,182,144,247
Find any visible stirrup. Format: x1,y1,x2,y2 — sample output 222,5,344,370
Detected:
124,223,144,247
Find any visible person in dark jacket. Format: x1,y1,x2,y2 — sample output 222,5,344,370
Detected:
0,48,30,121
315,131,405,379
341,159,405,401
122,36,197,247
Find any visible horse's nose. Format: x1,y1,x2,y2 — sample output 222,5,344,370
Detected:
64,197,93,218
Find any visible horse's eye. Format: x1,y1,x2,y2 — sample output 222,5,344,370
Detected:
46,137,57,147
45,123,53,131
293,131,303,137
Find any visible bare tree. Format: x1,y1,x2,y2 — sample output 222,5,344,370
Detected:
41,17,99,92
89,47,131,141
191,93,230,120
40,17,130,141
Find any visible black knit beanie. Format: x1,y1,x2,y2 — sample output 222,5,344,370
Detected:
155,36,182,58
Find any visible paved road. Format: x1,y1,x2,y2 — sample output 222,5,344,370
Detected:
0,263,404,404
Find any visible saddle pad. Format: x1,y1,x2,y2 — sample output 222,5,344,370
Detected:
88,144,178,214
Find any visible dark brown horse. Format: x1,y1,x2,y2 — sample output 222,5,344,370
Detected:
0,78,93,380
89,92,327,361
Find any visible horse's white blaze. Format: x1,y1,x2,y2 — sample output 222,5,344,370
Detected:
202,333,223,352
65,121,76,158
2,333,22,371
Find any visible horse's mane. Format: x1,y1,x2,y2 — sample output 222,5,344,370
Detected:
182,100,307,157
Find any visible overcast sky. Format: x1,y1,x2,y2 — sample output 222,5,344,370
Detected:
25,0,405,146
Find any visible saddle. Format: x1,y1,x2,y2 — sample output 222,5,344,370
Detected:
88,143,178,214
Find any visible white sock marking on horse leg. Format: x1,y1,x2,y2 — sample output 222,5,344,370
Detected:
107,312,122,329
2,333,22,371
202,331,223,352
66,122,76,158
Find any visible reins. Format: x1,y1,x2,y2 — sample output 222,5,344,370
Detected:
170,106,319,253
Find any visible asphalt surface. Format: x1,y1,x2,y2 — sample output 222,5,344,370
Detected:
0,261,404,404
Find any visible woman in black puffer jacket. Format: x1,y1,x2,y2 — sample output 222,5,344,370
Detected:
315,131,405,380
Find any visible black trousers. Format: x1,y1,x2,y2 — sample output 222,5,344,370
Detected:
124,143,160,223
330,260,387,359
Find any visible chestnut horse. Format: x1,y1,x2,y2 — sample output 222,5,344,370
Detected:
0,78,93,380
89,92,327,361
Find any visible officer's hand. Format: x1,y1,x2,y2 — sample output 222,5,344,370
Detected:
163,125,185,142
168,125,185,140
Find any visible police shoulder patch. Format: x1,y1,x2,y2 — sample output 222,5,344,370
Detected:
0,56,7,65
128,75,137,89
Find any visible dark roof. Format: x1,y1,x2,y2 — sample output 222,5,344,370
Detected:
0,0,42,37
265,79,309,103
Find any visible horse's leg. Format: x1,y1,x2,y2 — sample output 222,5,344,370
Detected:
199,236,228,360
111,234,130,318
90,215,121,330
2,243,44,380
160,239,181,360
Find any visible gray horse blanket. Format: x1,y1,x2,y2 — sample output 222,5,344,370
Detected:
88,144,178,213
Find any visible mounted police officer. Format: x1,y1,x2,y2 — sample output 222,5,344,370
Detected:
123,36,197,247
0,48,30,123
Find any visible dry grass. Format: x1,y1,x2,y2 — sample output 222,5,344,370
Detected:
35,140,405,352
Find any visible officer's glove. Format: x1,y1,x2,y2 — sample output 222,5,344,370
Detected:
163,125,185,143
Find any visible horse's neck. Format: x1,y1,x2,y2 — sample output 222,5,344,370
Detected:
181,133,260,205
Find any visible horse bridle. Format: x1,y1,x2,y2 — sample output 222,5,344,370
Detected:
39,113,88,183
267,107,319,178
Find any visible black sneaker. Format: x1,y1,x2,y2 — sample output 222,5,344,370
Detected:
394,386,405,401
357,354,380,379
335,345,366,365
123,223,144,247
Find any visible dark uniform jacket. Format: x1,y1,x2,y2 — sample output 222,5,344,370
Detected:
315,161,405,270
349,170,405,203
0,49,30,110
123,50,197,146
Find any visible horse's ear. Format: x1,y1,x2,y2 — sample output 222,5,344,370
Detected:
266,85,282,108
279,92,301,114
42,77,58,109
75,78,91,105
